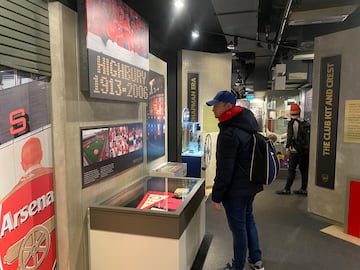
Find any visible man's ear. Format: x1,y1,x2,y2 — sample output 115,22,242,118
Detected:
225,103,234,110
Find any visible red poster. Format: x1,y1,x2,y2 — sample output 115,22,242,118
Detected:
0,71,55,269
0,171,55,269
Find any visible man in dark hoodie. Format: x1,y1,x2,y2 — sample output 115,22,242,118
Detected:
206,90,265,270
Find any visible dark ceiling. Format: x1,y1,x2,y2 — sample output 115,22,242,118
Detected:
122,0,360,88
121,0,228,53
63,0,360,90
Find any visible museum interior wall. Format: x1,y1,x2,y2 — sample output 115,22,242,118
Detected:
178,50,232,187
49,2,168,269
308,26,360,225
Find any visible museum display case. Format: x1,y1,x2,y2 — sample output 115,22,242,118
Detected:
181,108,204,177
265,91,300,168
181,121,203,155
88,176,206,270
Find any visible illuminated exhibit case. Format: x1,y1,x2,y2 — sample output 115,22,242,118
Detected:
88,176,206,270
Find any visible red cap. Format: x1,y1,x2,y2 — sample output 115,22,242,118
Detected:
290,103,301,112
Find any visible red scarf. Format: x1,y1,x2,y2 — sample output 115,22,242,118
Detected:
219,106,244,122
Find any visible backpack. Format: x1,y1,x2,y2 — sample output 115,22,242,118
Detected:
294,120,310,153
249,133,280,185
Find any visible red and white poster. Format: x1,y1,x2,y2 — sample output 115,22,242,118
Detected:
0,69,56,270
85,0,150,102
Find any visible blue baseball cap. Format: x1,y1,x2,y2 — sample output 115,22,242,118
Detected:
206,90,236,106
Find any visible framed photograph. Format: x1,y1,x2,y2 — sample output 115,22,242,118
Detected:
81,122,144,188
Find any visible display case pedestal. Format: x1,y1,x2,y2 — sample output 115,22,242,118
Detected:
88,176,205,270
182,151,203,178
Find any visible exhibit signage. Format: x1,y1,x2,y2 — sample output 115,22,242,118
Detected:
81,123,144,188
187,73,199,122
88,51,149,101
84,0,149,102
316,55,341,189
344,100,360,143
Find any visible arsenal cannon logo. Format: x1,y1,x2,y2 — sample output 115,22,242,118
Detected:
0,142,56,270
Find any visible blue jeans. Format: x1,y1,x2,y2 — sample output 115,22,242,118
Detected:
222,196,262,270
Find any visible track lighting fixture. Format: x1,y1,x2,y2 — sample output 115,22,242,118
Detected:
227,41,235,50
227,37,238,50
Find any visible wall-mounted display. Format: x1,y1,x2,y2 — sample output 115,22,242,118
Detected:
187,73,199,122
81,123,144,188
316,55,341,189
79,0,149,102
344,100,360,143
146,70,165,162
0,68,56,270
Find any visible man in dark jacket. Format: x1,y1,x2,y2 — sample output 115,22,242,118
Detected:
206,90,265,270
276,103,309,195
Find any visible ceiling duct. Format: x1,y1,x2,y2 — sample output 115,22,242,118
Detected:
268,0,293,71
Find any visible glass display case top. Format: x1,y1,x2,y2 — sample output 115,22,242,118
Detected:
102,176,204,213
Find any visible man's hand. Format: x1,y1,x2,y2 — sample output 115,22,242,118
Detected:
212,201,222,211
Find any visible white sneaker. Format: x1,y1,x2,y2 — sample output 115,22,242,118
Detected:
249,260,265,270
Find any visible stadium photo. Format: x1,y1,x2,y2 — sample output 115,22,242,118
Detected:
82,128,109,166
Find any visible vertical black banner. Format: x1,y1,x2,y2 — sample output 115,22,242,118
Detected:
187,73,199,122
316,55,341,189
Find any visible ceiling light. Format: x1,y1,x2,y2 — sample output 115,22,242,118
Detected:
174,0,184,9
292,53,314,60
191,30,199,39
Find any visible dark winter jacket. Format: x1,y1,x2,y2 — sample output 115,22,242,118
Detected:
211,106,264,203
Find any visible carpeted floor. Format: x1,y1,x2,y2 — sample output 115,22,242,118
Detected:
193,176,360,270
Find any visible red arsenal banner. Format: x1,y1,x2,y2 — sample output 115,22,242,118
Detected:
0,166,56,270
0,71,55,269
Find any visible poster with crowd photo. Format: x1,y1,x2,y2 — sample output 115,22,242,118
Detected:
146,70,165,162
0,74,56,270
84,0,150,102
81,123,144,188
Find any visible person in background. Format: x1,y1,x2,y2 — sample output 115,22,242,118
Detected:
276,103,309,196
207,90,265,270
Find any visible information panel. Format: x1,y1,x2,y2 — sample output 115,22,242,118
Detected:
81,123,144,188
344,100,360,143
